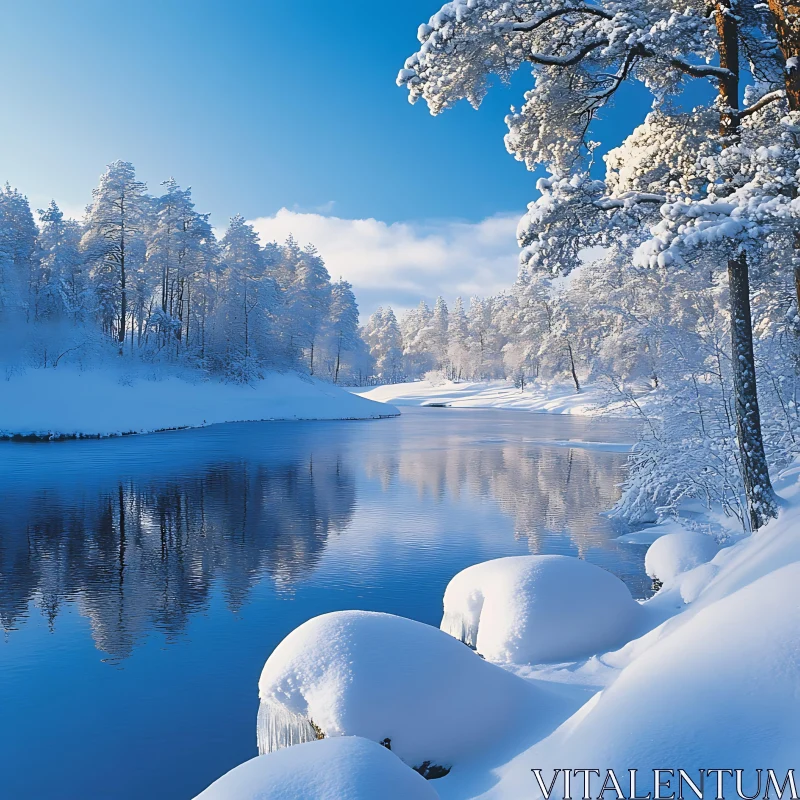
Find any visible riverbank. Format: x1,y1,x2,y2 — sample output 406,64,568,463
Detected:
0,367,398,439
196,458,800,798
354,379,651,416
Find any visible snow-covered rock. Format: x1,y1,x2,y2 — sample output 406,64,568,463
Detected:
441,555,642,664
194,736,440,800
490,561,800,796
257,610,544,770
644,530,720,586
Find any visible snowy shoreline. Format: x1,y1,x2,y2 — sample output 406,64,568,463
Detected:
196,460,800,799
354,379,650,417
0,367,399,440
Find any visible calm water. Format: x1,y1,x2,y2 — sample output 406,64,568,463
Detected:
0,407,645,799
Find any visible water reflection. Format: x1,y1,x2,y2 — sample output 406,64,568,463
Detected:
0,448,356,660
368,441,625,552
0,409,643,662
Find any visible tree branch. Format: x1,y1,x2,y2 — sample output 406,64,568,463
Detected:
594,192,667,210
529,38,607,66
736,89,785,118
508,5,613,33
667,57,734,79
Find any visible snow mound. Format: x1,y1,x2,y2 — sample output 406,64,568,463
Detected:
257,610,541,770
441,555,642,664
493,561,800,795
194,736,439,800
644,530,720,586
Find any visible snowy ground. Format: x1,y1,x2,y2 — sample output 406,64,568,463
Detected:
355,379,650,416
195,459,800,799
0,367,398,439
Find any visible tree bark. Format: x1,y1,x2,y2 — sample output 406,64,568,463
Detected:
334,331,342,383
728,255,779,529
716,0,778,529
119,202,127,346
567,342,580,393
768,0,800,110
768,2,800,313
715,0,740,140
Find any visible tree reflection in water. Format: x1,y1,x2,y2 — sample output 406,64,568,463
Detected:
0,410,645,662
0,438,356,661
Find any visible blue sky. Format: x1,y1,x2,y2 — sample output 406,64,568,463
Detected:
0,0,662,314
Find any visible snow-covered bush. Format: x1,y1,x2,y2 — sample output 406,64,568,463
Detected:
194,736,440,800
441,555,642,664
257,610,540,770
644,531,720,587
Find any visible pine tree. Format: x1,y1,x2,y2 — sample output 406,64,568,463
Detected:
81,161,148,349
216,215,277,382
448,296,470,381
37,201,86,322
0,184,39,319
327,279,360,383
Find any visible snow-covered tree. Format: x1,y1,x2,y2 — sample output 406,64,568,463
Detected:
326,279,360,383
400,300,435,378
216,215,277,382
447,296,470,380
147,179,216,354
36,201,86,322
398,0,786,529
82,161,149,349
0,184,40,319
288,245,332,375
364,306,404,383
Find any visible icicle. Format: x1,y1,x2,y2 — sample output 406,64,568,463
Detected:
256,698,319,755
440,610,479,649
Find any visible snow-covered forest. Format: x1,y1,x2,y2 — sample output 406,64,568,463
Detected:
388,0,800,535
0,162,371,385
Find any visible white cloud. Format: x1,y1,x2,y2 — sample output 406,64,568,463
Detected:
249,208,522,318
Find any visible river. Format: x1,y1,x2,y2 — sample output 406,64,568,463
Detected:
0,407,645,799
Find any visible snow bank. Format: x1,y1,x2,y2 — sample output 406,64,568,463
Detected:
0,367,398,438
441,555,642,664
355,379,651,416
257,610,544,770
644,530,720,586
490,561,800,797
194,736,439,800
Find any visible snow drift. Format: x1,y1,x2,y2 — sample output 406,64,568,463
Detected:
0,367,398,438
489,560,800,797
441,555,643,664
194,736,440,800
256,610,548,770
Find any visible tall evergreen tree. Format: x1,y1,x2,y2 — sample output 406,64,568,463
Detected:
81,161,148,349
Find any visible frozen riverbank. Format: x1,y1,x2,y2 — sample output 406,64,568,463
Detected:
355,379,650,416
195,459,800,799
0,368,398,439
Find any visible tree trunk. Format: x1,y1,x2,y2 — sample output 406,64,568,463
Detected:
119,243,127,346
728,255,779,529
567,342,580,393
768,3,800,312
334,331,342,383
715,0,740,140
716,0,778,529
769,0,800,110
